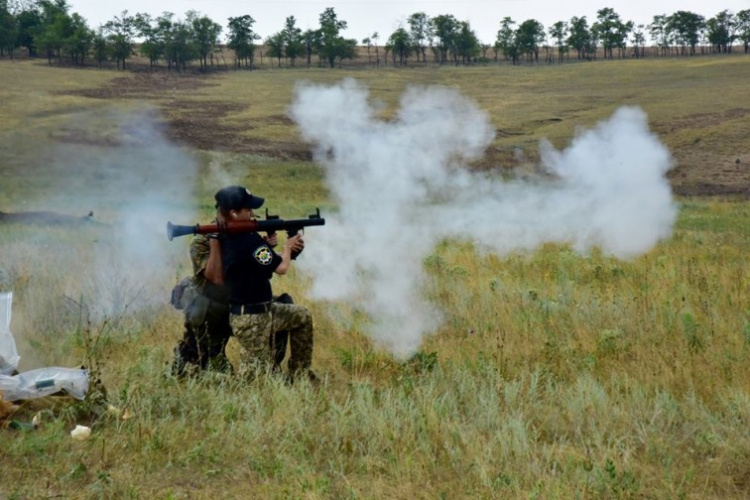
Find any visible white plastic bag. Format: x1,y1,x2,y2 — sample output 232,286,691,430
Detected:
0,292,20,375
0,367,89,401
0,373,20,395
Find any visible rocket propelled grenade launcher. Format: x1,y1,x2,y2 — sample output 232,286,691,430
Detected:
166,209,326,241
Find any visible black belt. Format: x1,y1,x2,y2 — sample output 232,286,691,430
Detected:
230,302,271,315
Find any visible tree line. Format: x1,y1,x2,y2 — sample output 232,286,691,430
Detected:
1,0,748,70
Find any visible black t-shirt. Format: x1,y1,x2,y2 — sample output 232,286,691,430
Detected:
221,232,282,305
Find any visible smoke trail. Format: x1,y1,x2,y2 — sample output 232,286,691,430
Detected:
291,79,676,357
1,106,198,327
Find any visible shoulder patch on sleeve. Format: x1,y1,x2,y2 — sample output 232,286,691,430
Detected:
254,246,274,265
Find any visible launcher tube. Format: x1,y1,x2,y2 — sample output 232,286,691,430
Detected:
167,214,325,241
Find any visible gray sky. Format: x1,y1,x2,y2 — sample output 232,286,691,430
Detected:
66,0,745,44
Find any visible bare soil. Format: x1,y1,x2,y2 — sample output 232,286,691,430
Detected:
63,72,750,197
64,72,313,160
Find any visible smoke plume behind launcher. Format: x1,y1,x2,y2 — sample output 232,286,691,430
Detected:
290,79,677,357
1,107,199,351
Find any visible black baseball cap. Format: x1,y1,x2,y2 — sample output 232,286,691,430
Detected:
214,186,265,211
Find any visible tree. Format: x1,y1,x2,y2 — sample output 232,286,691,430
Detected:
163,18,199,71
92,26,107,66
0,0,18,58
316,7,356,68
103,10,136,69
371,31,380,66
567,16,591,59
737,9,750,53
188,10,221,69
35,0,71,63
495,16,516,63
549,21,568,62
227,14,259,69
516,19,545,63
133,13,163,67
387,26,410,65
666,11,705,55
336,38,357,68
455,21,479,63
432,14,458,64
617,20,634,58
480,43,490,61
592,7,630,59
265,31,285,67
15,3,40,56
707,10,737,53
282,16,303,67
649,14,670,56
65,12,92,65
630,24,646,58
361,35,372,64
407,12,430,62
301,28,318,67
491,42,499,61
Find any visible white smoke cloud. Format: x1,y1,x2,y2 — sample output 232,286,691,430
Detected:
74,108,199,321
2,106,198,323
291,79,677,357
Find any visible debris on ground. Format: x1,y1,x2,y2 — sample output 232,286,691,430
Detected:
70,424,92,440
0,290,109,432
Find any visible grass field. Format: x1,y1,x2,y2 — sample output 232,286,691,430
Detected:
1,57,749,499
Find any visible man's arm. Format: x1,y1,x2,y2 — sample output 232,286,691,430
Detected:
204,238,224,285
274,234,303,276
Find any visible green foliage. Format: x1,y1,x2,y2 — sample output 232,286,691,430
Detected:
681,312,703,352
405,350,438,374
516,19,546,63
282,15,304,66
597,329,621,355
407,12,430,63
592,7,632,59
567,16,593,59
103,10,136,70
316,7,357,68
189,10,222,69
163,19,199,71
666,11,706,54
707,10,736,53
227,14,259,68
431,14,458,64
455,21,480,63
264,31,285,66
386,27,410,66
0,1,19,56
548,21,569,61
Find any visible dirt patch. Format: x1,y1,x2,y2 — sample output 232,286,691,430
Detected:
668,151,750,197
60,73,749,194
161,99,248,151
652,108,750,135
161,100,311,159
61,73,312,160
262,114,296,126
653,109,750,196
64,72,217,100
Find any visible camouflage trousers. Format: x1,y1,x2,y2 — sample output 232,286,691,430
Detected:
172,294,233,377
230,302,313,379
